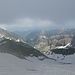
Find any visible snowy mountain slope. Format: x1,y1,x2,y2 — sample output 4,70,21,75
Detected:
0,53,75,75
0,27,25,43
0,27,48,59
0,38,48,59
45,34,75,64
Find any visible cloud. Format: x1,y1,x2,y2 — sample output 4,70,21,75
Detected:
0,0,75,24
65,20,75,26
0,24,8,30
0,18,55,31
63,20,75,28
0,18,75,31
15,18,54,27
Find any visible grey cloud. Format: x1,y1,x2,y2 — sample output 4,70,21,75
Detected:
0,0,75,25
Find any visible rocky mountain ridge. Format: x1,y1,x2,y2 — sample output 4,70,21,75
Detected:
18,29,75,53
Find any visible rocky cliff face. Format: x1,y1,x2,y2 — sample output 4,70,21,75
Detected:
34,35,72,53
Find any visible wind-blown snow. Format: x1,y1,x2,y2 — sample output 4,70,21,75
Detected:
0,53,75,75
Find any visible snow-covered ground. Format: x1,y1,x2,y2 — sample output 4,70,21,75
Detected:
0,53,75,75
47,52,75,64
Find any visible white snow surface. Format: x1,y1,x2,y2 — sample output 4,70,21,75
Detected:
0,53,75,75
55,43,71,49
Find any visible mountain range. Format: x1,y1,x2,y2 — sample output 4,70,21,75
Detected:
0,28,75,75
15,29,75,53
1,27,75,60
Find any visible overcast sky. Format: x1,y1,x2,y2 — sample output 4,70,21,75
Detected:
0,0,75,31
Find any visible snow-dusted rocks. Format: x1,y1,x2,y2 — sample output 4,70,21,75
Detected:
15,39,20,42
55,43,71,49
